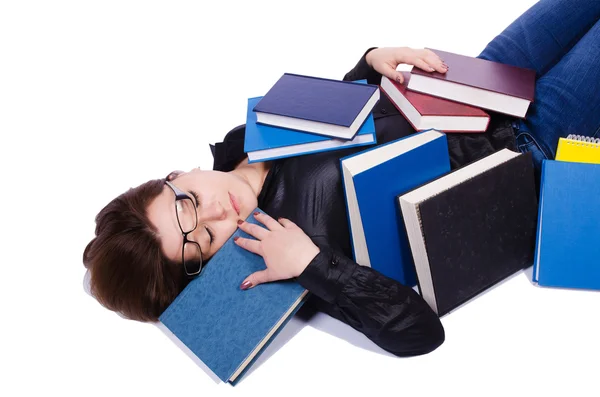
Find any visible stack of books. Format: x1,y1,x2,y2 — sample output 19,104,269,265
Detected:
245,49,538,163
157,48,599,385
244,74,380,163
380,48,536,133
340,132,539,315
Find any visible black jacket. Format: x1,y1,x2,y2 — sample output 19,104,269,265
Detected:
211,49,518,357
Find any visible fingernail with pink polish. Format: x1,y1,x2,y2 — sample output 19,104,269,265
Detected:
253,211,259,216
240,280,252,290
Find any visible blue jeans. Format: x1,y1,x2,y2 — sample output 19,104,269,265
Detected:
477,0,600,176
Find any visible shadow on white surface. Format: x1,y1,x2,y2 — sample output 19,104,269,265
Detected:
155,322,222,385
84,264,540,385
236,308,309,383
522,264,536,285
153,296,398,386
293,302,396,357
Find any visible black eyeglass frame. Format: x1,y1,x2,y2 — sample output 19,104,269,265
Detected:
165,180,204,278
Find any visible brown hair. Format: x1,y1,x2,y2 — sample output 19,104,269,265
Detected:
83,178,188,322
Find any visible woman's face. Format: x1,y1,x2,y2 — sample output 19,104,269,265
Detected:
147,168,258,263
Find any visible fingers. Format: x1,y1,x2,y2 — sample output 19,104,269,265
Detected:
240,269,270,290
413,57,448,74
413,57,437,73
252,211,283,231
380,63,404,84
277,217,297,229
234,235,262,255
237,219,269,240
422,49,448,73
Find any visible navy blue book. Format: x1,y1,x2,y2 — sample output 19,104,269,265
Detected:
340,130,451,286
253,73,380,140
533,160,600,290
245,96,376,164
159,209,309,385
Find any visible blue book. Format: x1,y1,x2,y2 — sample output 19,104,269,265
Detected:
245,96,376,164
533,160,600,290
253,73,380,140
159,209,309,385
340,130,451,286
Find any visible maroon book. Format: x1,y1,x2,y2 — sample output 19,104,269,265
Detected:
407,49,536,118
381,73,490,132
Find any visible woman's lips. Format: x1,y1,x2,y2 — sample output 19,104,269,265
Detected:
229,192,240,216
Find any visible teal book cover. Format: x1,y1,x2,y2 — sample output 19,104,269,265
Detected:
159,209,309,385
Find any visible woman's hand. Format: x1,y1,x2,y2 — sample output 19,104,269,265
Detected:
366,47,448,84
234,212,320,290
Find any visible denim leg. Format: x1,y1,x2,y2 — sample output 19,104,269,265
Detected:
518,19,600,164
478,0,600,77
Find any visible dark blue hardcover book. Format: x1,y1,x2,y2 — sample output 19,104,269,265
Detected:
340,130,451,286
159,209,309,385
533,160,600,290
245,94,376,163
253,73,380,140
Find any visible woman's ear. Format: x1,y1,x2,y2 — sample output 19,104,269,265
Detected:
166,170,184,181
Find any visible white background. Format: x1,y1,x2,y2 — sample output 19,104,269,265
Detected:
2,0,599,396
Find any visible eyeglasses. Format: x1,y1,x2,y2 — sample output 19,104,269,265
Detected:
165,180,204,278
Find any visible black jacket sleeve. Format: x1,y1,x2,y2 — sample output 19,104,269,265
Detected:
215,49,445,357
297,239,445,357
343,47,381,84
292,51,445,357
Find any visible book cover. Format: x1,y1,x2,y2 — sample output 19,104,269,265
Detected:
244,82,376,163
555,135,600,164
399,150,538,316
380,73,490,132
252,73,380,140
159,209,309,385
532,160,600,290
340,129,451,286
407,48,536,118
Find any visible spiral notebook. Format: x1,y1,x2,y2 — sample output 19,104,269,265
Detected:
555,134,600,164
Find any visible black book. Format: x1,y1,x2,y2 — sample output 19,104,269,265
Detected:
398,149,538,316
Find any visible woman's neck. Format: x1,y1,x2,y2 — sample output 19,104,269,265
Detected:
230,158,271,198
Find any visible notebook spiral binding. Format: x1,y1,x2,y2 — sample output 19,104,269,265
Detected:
567,134,600,145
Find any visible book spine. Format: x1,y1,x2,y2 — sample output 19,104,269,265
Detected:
379,83,420,131
283,72,379,90
532,160,548,283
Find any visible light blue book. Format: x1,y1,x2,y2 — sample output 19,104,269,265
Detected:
340,130,451,286
159,209,308,385
244,80,377,163
533,160,600,290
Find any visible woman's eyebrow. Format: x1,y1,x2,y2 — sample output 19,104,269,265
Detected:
189,190,201,209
